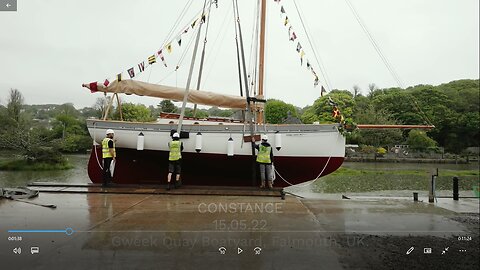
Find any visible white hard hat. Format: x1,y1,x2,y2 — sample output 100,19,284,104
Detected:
172,132,180,138
106,129,115,135
261,134,268,141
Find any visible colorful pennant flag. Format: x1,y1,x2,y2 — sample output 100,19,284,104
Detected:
148,55,156,65
284,16,289,26
306,60,311,69
138,61,145,72
201,14,206,23
280,6,285,13
157,49,168,67
103,79,110,87
300,50,305,65
296,42,302,52
89,82,98,93
117,73,122,82
191,19,197,28
290,31,297,41
320,85,326,95
127,67,135,78
177,38,182,47
166,43,172,53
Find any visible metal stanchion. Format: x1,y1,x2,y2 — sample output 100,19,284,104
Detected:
453,177,459,201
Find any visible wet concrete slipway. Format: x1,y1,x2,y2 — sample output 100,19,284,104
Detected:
0,184,478,270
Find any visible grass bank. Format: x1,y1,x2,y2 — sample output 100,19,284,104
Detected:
0,159,73,171
314,167,479,193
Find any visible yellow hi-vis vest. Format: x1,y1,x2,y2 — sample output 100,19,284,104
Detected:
256,144,272,164
169,140,182,161
102,138,116,158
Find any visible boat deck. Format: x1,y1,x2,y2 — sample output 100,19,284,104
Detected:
27,182,287,199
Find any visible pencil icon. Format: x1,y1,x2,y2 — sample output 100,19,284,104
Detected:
406,247,415,255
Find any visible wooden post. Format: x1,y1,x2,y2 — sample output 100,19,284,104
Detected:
115,93,123,121
103,94,115,120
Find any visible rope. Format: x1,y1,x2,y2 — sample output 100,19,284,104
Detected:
275,156,331,187
93,122,103,170
201,4,233,88
344,0,404,88
292,0,332,91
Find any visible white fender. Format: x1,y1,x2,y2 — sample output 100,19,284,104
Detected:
137,132,145,150
195,132,203,153
227,137,234,156
275,132,282,151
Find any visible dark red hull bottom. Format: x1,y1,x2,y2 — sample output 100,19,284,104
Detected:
88,146,344,187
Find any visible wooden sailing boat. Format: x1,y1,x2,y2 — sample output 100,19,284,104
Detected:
81,0,386,187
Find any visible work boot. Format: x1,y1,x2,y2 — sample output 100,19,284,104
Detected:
174,180,181,189
167,182,171,191
267,181,273,190
260,181,265,189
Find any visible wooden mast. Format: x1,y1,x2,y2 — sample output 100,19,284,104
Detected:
257,0,267,124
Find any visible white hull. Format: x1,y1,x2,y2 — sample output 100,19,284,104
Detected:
87,119,346,158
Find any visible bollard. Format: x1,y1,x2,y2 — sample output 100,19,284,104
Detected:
453,177,459,201
413,192,418,202
429,169,438,203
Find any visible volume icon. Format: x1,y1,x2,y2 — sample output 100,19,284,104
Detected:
13,247,22,254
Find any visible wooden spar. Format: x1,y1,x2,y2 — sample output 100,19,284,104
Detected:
356,124,435,129
257,0,267,124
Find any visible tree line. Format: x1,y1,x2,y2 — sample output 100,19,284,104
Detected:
0,79,478,166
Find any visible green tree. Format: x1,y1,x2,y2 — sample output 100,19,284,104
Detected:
265,99,298,124
7,88,24,124
159,100,177,113
208,107,233,117
353,106,403,147
301,90,354,124
407,130,437,151
115,103,154,122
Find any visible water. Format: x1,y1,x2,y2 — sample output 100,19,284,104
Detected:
0,154,90,187
343,161,479,171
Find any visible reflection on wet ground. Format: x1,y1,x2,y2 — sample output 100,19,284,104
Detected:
0,191,478,269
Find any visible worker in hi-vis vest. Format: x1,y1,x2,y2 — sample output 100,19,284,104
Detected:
167,132,183,190
255,134,274,189
102,129,116,187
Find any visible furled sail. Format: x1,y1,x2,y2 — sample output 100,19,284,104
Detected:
83,80,247,109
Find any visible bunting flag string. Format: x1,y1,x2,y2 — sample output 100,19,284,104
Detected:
276,1,326,92
296,42,302,52
138,61,145,72
148,55,156,65
92,9,209,88
127,68,135,78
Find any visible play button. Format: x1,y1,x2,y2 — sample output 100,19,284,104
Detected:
237,247,243,254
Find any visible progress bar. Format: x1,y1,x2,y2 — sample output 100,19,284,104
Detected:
8,227,75,235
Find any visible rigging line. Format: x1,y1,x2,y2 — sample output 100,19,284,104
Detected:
344,0,404,88
292,0,332,91
147,0,193,83
176,24,198,69
193,0,214,116
344,0,432,125
235,0,257,186
247,0,260,94
162,0,194,48
177,0,208,132
233,0,244,97
201,5,234,89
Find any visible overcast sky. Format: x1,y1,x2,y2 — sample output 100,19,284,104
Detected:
0,0,478,109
